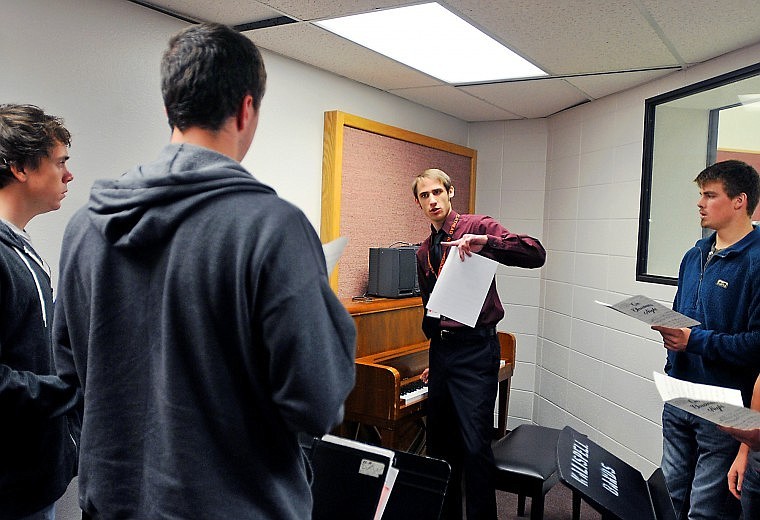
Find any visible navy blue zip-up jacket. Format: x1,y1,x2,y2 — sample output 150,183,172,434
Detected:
0,223,79,519
665,226,760,406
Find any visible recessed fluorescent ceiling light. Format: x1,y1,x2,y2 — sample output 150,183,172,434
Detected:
315,2,546,84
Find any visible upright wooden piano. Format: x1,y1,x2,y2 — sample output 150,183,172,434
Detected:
341,297,516,451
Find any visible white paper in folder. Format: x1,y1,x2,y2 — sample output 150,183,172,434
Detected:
426,246,498,328
322,236,348,276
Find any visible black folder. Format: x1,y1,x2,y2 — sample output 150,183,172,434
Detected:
306,434,450,520
381,449,450,520
556,426,676,520
309,435,396,520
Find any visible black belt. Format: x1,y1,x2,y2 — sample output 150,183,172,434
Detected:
439,327,496,341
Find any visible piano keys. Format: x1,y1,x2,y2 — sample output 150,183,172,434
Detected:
400,360,505,404
400,379,428,405
340,297,516,450
345,341,430,430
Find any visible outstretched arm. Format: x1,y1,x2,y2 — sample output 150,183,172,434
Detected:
723,375,760,499
442,216,545,267
721,375,760,451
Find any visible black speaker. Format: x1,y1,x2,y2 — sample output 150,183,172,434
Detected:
367,246,420,298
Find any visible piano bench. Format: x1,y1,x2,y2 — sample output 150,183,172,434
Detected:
492,424,581,520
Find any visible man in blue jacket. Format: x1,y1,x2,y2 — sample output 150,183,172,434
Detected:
53,24,356,519
653,159,760,520
0,104,79,520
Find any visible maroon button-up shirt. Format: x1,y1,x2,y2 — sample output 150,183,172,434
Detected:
416,210,546,332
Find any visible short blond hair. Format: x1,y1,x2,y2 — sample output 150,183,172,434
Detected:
412,168,452,200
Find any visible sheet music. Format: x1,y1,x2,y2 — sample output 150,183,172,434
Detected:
322,236,348,276
426,246,498,328
653,372,760,429
596,295,700,328
321,434,394,461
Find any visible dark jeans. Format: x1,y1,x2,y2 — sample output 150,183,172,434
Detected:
661,403,741,520
741,454,760,519
426,329,500,520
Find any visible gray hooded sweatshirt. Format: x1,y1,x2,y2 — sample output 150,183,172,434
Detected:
53,143,356,519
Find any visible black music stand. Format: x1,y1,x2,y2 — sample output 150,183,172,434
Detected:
556,426,676,520
381,448,450,520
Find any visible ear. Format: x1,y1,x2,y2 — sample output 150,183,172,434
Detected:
735,193,747,210
414,196,421,208
236,95,255,131
9,164,26,183
449,186,455,199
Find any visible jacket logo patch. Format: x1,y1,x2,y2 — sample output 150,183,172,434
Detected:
716,279,729,289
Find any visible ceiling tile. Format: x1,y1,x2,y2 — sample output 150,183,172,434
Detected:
442,0,679,74
389,85,522,122
461,79,591,119
565,69,676,99
640,0,760,63
142,0,281,25
247,22,444,90
261,0,413,21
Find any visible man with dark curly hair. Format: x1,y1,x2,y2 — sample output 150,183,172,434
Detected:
0,104,78,520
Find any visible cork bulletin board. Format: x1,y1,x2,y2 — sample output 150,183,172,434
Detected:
321,111,477,299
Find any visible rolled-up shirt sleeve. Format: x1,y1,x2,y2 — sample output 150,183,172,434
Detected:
479,216,546,268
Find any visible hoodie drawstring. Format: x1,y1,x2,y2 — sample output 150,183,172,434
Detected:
13,246,47,327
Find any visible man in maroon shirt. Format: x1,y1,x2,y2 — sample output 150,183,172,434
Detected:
413,168,546,519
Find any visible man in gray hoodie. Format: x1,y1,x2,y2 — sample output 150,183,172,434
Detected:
53,23,356,519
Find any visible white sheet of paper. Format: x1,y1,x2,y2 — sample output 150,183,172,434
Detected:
426,246,498,328
595,295,700,328
653,372,760,429
654,372,743,405
322,236,348,276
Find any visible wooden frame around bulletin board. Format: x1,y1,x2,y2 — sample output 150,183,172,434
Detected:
321,110,477,299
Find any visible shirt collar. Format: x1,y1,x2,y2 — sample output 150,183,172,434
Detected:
0,218,32,245
430,210,459,238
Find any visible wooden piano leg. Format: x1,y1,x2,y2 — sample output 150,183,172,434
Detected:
376,418,427,453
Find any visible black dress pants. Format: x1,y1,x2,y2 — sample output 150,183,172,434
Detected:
426,329,500,520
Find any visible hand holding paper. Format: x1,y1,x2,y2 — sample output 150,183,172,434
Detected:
653,372,760,429
719,424,760,451
441,233,488,259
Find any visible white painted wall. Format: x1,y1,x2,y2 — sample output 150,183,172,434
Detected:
468,119,548,433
